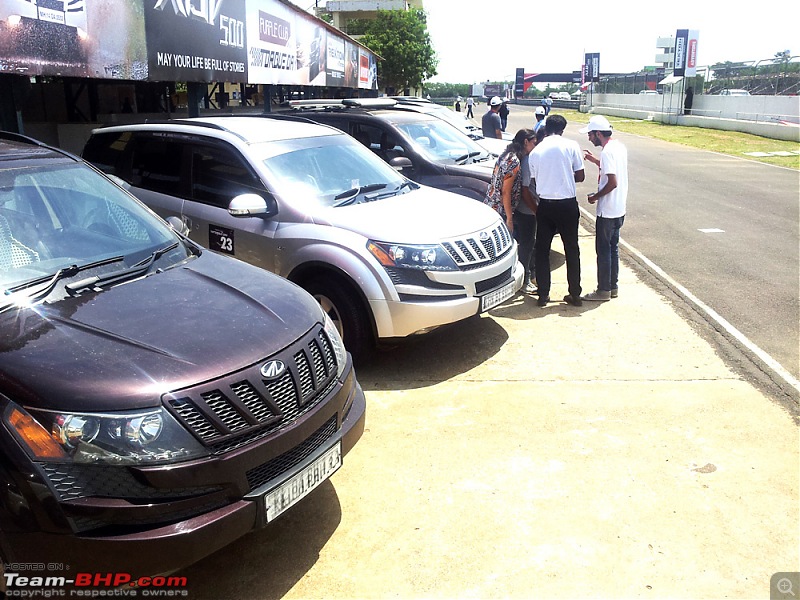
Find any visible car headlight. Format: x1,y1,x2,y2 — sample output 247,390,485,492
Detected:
367,241,457,271
322,309,347,378
5,404,208,465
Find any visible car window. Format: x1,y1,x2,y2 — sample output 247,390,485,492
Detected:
0,162,185,289
260,138,406,207
130,137,184,196
394,119,487,164
189,144,265,209
82,131,131,176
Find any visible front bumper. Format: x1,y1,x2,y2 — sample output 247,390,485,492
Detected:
0,374,366,577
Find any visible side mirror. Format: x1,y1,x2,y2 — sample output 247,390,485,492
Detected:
228,193,278,218
389,157,413,172
165,216,190,236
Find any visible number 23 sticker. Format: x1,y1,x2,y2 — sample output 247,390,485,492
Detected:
209,224,235,255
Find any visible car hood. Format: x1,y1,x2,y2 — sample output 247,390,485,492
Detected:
0,252,321,412
474,137,508,155
322,185,501,242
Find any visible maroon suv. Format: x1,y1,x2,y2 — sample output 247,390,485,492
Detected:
0,133,365,578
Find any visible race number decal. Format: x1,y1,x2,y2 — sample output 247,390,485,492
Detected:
209,225,235,255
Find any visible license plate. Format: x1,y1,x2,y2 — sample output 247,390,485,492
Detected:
481,281,515,312
264,442,342,522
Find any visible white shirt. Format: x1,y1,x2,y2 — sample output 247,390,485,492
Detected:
596,138,628,218
529,135,583,199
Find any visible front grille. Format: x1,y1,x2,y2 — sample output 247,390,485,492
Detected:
441,221,513,270
165,324,339,455
475,267,513,295
246,416,338,492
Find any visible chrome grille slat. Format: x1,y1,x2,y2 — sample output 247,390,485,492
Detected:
442,221,513,270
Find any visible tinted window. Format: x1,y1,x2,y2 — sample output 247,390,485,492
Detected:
82,131,131,176
130,137,183,196
189,144,264,209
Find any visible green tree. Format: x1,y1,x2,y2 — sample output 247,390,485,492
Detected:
359,9,438,93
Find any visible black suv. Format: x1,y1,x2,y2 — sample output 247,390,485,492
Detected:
289,99,496,200
0,133,365,578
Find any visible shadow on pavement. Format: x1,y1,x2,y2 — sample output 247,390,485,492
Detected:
180,481,341,599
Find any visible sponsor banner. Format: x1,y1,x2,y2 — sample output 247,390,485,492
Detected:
361,49,377,89
673,29,688,76
326,31,345,86
514,67,524,96
145,0,248,82
584,52,600,82
685,29,699,77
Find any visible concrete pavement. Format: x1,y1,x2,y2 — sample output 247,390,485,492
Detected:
181,223,799,599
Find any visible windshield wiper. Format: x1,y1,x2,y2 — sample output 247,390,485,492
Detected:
0,256,125,314
455,151,484,164
333,183,388,207
364,180,419,201
65,243,179,296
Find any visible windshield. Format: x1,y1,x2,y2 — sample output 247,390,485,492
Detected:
394,119,491,164
0,162,189,292
260,137,409,208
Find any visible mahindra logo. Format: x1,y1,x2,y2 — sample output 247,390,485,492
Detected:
479,231,489,241
153,0,223,26
260,360,286,380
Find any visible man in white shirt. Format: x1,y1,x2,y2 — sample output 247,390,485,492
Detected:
529,114,585,307
580,115,628,301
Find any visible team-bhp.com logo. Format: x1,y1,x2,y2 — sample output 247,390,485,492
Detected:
3,571,188,596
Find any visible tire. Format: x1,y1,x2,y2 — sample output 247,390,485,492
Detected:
302,274,373,362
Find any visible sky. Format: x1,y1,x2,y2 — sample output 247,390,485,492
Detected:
423,0,798,83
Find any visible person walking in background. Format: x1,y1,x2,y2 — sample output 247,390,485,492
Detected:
533,106,546,133
529,114,585,307
498,99,510,132
580,115,628,302
483,129,536,236
466,96,475,118
518,127,546,294
455,96,462,112
482,97,504,139
684,86,694,115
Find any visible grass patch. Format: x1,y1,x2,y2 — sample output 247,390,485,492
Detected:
558,109,800,170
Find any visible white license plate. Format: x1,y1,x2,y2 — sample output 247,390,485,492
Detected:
481,281,515,312
264,442,342,522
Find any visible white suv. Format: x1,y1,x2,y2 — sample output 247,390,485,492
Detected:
82,117,523,360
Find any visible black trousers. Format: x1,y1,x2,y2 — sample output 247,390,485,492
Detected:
534,199,581,299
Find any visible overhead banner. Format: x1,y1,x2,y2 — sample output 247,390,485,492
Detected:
145,0,248,83
0,0,377,87
584,52,600,82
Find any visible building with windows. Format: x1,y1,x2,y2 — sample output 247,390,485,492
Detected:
656,36,676,70
323,0,424,36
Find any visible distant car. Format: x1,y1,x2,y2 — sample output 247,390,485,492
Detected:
719,89,751,96
556,92,571,100
390,97,510,153
638,90,660,95
548,92,560,100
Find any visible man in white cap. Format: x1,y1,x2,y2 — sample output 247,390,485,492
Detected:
580,115,628,302
533,106,546,133
482,96,503,139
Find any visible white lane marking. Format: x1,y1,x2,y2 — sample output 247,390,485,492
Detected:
580,208,800,395
698,228,725,233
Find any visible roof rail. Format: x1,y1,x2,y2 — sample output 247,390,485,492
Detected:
289,98,397,109
0,131,51,147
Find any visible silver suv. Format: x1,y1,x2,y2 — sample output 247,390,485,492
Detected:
82,116,523,359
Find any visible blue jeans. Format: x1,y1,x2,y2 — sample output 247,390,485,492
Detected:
513,211,536,285
595,215,624,292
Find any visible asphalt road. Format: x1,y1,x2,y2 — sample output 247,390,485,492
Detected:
506,105,800,384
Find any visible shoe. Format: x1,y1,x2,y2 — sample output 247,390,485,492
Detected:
610,288,618,298
524,282,538,295
563,294,583,307
582,290,611,302
537,296,550,307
